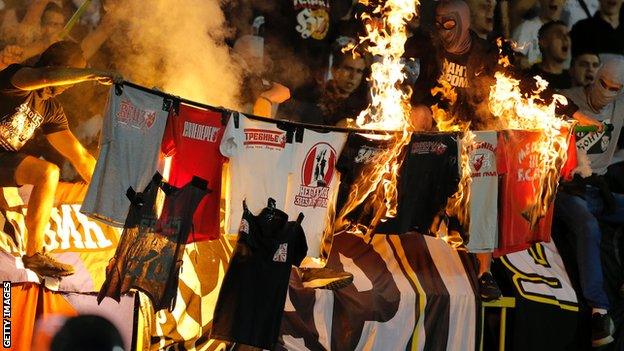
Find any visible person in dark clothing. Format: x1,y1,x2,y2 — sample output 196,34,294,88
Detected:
570,52,601,87
277,38,368,125
527,20,572,90
570,0,624,57
0,41,120,278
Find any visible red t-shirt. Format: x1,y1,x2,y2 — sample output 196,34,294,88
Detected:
495,129,577,257
161,104,225,242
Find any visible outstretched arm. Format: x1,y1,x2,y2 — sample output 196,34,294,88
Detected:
10,66,121,91
46,130,96,183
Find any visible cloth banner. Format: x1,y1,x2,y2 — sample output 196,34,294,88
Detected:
151,232,479,351
0,183,121,292
497,241,579,351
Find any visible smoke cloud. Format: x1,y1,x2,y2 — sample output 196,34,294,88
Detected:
106,0,243,110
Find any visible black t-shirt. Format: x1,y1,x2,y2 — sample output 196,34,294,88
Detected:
527,64,572,90
211,202,307,350
334,133,397,224
571,12,624,57
0,64,68,151
377,132,460,234
98,174,208,311
256,0,335,87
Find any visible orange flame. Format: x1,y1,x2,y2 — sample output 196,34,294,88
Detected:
488,42,573,228
334,0,417,235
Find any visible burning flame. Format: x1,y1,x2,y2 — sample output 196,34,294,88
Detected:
334,0,417,235
488,47,573,228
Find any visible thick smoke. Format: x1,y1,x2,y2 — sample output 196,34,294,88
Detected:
106,0,243,110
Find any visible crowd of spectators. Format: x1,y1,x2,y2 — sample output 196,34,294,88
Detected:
1,0,624,347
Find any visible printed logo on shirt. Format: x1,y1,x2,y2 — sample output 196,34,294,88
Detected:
0,103,44,151
354,145,387,164
411,141,448,155
182,121,220,142
442,58,468,88
243,128,286,149
294,142,337,208
116,99,156,130
238,218,250,235
469,141,496,177
273,243,288,262
575,121,612,155
516,142,542,182
293,0,330,40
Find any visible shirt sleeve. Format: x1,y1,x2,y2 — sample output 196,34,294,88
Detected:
496,131,508,175
40,100,69,134
0,64,28,98
219,112,240,158
161,113,177,157
560,133,578,181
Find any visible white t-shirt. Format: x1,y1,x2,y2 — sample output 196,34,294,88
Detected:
467,131,498,253
512,17,544,66
284,129,347,258
220,113,294,233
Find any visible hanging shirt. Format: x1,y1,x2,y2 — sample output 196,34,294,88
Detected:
284,128,346,258
495,130,577,257
98,175,208,311
220,113,295,233
81,85,169,227
161,104,226,242
466,131,498,253
377,132,461,235
211,203,307,350
0,64,68,151
334,133,396,225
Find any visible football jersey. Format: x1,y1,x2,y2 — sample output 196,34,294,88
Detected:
82,85,169,227
495,130,577,257
466,131,498,253
161,104,225,242
377,132,461,235
335,133,397,225
284,128,347,258
220,113,294,233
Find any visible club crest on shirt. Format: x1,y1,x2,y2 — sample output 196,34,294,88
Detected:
272,243,288,262
576,121,611,155
293,0,330,40
117,99,156,130
243,128,286,149
469,141,496,177
354,145,387,164
294,142,337,208
411,141,448,155
0,103,44,151
238,218,250,235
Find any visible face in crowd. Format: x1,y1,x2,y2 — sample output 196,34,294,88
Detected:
570,54,600,87
540,23,570,63
587,58,624,110
539,0,565,21
468,0,497,37
599,0,624,17
435,0,472,55
41,8,65,39
331,55,366,95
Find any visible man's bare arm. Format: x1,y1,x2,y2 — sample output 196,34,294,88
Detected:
46,130,96,183
11,66,120,91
